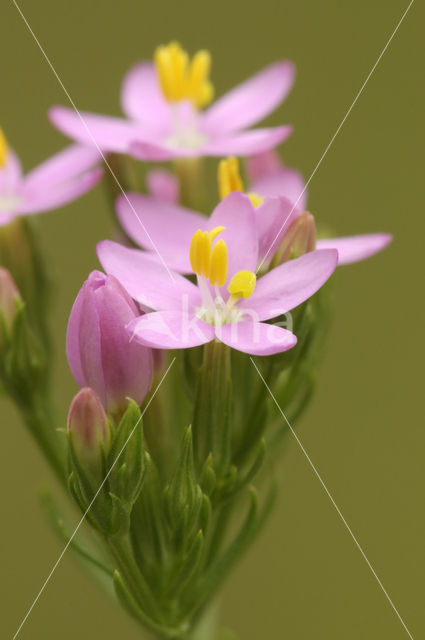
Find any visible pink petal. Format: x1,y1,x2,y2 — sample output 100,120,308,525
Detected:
250,167,307,211
202,126,292,157
66,280,103,393
19,168,103,214
23,144,101,191
246,150,282,182
0,150,23,193
217,320,297,356
146,168,180,203
97,240,201,311
202,61,295,134
49,106,145,153
120,62,171,134
316,233,392,265
0,212,15,226
255,196,299,265
207,192,258,284
129,140,189,161
242,249,338,321
116,193,204,273
127,310,215,350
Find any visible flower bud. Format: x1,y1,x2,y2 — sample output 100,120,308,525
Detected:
146,168,179,203
0,267,21,349
273,211,316,265
68,387,110,458
66,270,153,413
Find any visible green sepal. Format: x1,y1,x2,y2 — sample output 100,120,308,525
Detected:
130,454,167,578
1,301,46,401
108,400,146,506
164,426,205,546
108,492,132,537
165,530,204,600
113,570,181,638
221,439,266,502
186,488,259,619
68,434,112,533
199,454,216,496
199,494,212,533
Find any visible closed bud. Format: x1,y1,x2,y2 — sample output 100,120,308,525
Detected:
274,211,316,265
0,267,21,349
68,387,110,461
67,270,153,413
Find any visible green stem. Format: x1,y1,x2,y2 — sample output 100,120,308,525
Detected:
21,395,67,486
173,158,205,211
192,341,232,479
107,535,164,623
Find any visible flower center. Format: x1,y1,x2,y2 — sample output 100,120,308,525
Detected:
154,42,214,109
0,194,21,213
217,156,264,207
189,226,256,326
0,128,9,169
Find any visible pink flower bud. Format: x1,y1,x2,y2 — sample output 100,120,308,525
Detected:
146,168,180,203
0,267,21,347
274,212,316,265
66,270,153,412
67,387,109,455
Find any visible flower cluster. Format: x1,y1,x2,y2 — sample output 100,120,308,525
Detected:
0,41,392,639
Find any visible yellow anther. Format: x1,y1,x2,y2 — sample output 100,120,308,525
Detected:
186,50,214,108
189,227,227,286
0,128,8,168
228,270,256,299
208,225,225,242
154,42,214,109
218,156,244,200
209,239,228,287
247,192,264,208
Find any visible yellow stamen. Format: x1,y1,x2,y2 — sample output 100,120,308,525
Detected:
154,42,214,109
209,239,228,287
247,192,264,208
218,156,244,200
189,226,228,286
0,128,8,168
228,270,256,300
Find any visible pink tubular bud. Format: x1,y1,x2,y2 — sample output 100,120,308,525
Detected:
146,168,180,203
274,212,317,265
68,387,109,456
0,267,21,347
66,270,153,413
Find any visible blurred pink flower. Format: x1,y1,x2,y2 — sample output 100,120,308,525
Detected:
0,140,102,226
49,59,295,161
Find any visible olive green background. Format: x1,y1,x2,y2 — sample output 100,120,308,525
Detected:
1,1,423,638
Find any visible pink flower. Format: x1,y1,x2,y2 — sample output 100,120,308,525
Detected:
114,153,391,271
0,129,102,226
49,42,295,161
97,193,338,356
66,270,153,412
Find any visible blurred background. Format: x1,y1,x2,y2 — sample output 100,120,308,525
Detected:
1,0,424,638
